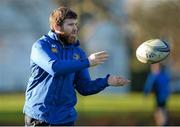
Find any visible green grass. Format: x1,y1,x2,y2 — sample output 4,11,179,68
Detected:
0,93,24,112
76,93,180,112
0,93,180,125
0,93,24,125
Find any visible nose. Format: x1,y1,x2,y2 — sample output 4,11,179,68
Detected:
73,25,78,33
74,25,78,31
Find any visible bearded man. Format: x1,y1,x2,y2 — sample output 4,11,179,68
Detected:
23,6,130,126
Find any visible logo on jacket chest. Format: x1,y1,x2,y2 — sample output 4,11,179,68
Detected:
51,44,58,53
73,53,80,60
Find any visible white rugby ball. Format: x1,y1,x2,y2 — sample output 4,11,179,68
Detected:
136,39,170,64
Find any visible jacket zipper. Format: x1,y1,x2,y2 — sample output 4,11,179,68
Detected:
53,43,65,106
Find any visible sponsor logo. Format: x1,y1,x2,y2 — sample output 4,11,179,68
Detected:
51,44,58,53
73,53,80,60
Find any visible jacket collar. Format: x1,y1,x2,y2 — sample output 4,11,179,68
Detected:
47,30,80,47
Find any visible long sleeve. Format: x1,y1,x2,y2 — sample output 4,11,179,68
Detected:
31,41,89,76
143,73,156,95
74,68,110,96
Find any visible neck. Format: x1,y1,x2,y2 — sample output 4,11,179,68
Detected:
57,34,69,45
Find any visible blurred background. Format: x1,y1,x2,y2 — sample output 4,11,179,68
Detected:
0,0,180,125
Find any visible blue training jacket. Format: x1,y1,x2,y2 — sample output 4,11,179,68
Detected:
144,68,170,103
23,31,110,124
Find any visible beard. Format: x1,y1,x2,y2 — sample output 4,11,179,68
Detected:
67,35,77,44
58,32,77,45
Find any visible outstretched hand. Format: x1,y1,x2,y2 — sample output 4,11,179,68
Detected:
88,51,109,67
108,75,131,86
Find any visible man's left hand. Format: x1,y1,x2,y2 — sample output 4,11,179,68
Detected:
108,75,131,86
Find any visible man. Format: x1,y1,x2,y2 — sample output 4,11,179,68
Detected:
144,63,170,126
23,6,130,126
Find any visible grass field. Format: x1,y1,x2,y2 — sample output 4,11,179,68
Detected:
0,93,180,125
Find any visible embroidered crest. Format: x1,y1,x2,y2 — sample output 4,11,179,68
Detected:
73,53,80,60
51,44,58,53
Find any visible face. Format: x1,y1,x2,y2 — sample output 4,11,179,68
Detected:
54,19,78,44
151,63,160,74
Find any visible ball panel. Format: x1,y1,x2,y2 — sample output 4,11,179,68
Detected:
136,39,170,64
136,54,148,63
146,39,165,47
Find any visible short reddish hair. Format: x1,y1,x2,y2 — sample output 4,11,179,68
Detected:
49,6,77,31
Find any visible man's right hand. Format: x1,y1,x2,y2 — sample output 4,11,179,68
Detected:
88,51,109,67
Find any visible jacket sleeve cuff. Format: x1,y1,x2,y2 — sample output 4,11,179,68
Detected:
105,74,111,86
81,58,90,68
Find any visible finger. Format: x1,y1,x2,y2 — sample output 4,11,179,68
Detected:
117,76,130,82
98,57,108,62
120,80,131,85
116,78,130,85
95,51,108,56
96,54,109,59
127,80,131,83
96,60,108,65
96,52,108,56
94,51,107,55
119,78,130,83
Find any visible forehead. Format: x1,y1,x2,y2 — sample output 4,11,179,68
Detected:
63,19,77,24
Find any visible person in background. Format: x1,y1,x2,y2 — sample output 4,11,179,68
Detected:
23,6,130,126
144,63,170,126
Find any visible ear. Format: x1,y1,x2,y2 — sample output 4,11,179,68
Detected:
54,24,61,31
54,24,65,34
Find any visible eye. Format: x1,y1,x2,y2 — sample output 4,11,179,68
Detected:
68,23,74,26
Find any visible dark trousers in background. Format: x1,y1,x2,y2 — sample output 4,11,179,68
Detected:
25,114,75,126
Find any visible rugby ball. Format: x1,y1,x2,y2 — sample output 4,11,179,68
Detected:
136,39,170,64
